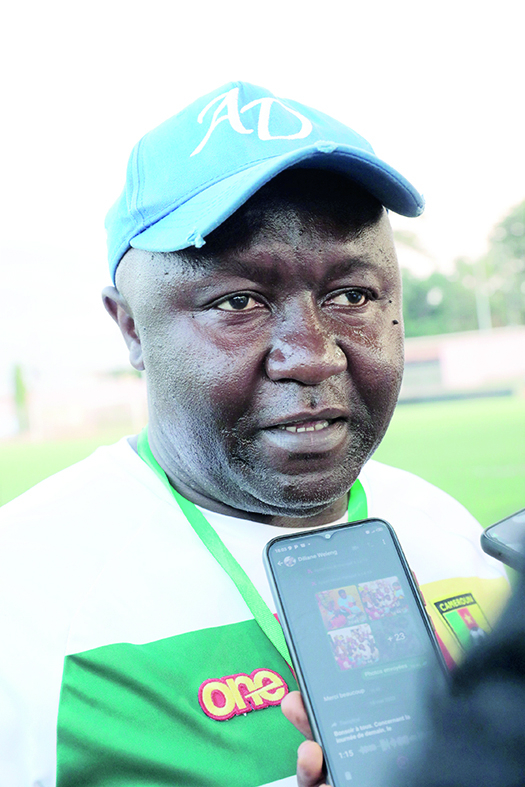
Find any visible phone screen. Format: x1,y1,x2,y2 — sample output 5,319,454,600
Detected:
265,519,447,787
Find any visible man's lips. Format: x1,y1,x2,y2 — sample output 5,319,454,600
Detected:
259,410,349,456
262,408,348,433
277,419,331,434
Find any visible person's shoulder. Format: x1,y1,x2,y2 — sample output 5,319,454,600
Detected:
0,436,172,544
0,436,176,607
359,458,485,542
359,460,510,594
0,437,136,519
361,459,467,510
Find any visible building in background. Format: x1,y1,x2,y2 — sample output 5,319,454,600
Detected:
0,372,147,440
401,326,525,402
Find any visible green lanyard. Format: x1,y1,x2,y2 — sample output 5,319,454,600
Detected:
136,427,367,668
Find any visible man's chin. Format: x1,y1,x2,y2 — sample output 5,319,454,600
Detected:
230,435,375,509
229,465,359,521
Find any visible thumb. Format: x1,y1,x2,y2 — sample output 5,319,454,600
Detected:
296,740,330,787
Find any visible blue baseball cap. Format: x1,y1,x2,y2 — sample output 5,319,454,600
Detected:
106,81,424,283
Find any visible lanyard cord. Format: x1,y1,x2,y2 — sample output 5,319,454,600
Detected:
136,427,368,668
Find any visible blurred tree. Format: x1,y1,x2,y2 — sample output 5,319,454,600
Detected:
14,364,29,433
396,201,525,338
393,230,429,256
402,267,478,337
482,199,525,327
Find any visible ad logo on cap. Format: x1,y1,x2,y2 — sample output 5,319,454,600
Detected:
191,87,313,156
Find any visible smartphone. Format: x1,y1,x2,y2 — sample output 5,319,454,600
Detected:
264,518,448,787
480,508,525,572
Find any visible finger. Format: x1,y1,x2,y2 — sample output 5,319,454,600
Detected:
296,740,329,787
281,691,313,739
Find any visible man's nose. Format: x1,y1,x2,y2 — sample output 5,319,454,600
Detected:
265,299,347,385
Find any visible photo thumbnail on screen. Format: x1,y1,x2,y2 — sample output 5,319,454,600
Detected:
317,577,424,672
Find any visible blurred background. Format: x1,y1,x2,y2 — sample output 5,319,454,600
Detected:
0,0,523,527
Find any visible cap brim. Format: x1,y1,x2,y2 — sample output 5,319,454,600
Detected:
130,144,424,254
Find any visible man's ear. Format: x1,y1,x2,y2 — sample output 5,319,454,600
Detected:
102,286,145,371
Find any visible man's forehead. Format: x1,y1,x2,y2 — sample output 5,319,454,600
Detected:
170,170,386,264
124,226,395,307
116,171,395,295
118,216,395,298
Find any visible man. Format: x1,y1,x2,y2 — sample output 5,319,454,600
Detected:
0,82,509,787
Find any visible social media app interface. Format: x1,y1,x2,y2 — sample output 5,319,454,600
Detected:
268,521,447,787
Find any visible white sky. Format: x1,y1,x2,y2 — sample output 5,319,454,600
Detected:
1,0,524,389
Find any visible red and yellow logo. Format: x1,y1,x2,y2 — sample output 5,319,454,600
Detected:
199,667,288,721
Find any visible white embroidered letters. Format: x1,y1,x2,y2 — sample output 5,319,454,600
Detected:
191,88,313,156
240,98,313,141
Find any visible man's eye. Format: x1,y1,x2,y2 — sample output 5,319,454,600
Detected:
216,294,262,311
328,290,368,307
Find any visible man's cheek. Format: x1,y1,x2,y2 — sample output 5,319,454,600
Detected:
205,358,259,411
352,355,403,412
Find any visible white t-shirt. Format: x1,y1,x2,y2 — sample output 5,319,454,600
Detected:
0,439,509,787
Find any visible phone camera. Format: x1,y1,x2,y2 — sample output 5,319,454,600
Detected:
324,533,332,539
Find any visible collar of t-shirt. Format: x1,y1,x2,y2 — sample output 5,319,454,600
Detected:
136,426,368,668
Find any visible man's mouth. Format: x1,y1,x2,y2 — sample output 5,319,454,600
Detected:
278,419,331,433
259,414,348,459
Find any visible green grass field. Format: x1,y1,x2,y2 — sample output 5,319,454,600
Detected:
0,396,523,527
374,395,525,527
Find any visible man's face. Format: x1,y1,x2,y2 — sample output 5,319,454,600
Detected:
114,206,403,520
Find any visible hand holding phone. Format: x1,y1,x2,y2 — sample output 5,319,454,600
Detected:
264,519,448,787
280,691,329,787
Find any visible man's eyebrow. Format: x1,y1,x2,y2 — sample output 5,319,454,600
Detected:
226,254,381,279
321,256,383,277
182,250,386,291
175,252,260,279
195,256,285,285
